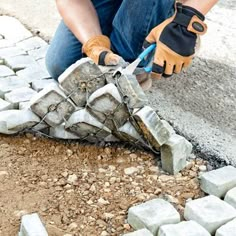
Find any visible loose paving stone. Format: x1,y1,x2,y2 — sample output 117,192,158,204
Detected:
0,65,15,77
215,218,236,236
123,229,153,236
87,83,129,129
161,134,192,175
0,16,32,43
116,74,148,109
0,98,13,111
5,54,37,71
19,213,48,236
0,46,26,59
32,79,56,92
5,87,37,109
0,109,40,134
66,108,111,142
184,195,236,234
224,187,236,209
19,101,30,110
16,65,51,83
133,106,172,150
30,83,76,127
0,39,14,49
158,220,211,236
49,124,80,139
17,36,48,52
28,45,49,61
0,76,29,98
200,166,236,198
59,58,106,107
128,198,180,235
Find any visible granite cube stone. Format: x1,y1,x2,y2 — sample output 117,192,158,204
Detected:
123,229,153,236
30,83,76,127
5,54,37,71
0,98,13,111
184,195,236,234
49,124,80,139
215,218,236,236
59,58,106,107
158,220,211,236
225,187,236,209
66,108,111,142
28,45,49,61
200,166,236,198
19,101,30,110
128,199,180,236
0,109,40,134
0,65,15,77
0,46,26,59
0,76,29,98
0,16,32,43
133,106,172,150
161,134,192,175
19,213,48,236
116,74,148,108
32,79,56,92
4,87,37,109
16,36,47,52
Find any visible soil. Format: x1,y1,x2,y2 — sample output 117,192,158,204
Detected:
0,133,206,236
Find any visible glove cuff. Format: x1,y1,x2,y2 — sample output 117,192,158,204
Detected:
82,35,111,55
174,3,207,35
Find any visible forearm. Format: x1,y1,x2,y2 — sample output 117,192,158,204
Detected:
56,0,102,44
182,0,218,15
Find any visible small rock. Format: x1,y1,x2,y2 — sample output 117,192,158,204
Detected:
67,174,78,185
98,198,109,205
124,167,138,175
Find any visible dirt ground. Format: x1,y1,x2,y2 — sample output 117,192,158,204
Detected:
0,133,206,236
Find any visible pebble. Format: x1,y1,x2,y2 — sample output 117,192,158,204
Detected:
67,174,78,185
124,167,139,175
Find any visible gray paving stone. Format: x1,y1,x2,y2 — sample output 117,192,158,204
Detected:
133,106,172,150
158,220,211,236
16,65,51,83
0,76,29,98
0,16,32,43
161,134,192,175
66,108,111,142
184,195,236,234
49,124,80,139
0,39,14,49
28,45,49,61
116,74,148,109
5,54,37,71
225,187,236,209
19,213,48,236
0,46,26,59
32,79,56,92
59,58,106,107
0,109,40,134
0,35,3,40
0,65,15,77
200,166,236,198
128,198,180,235
215,218,236,236
19,101,30,110
4,87,37,109
87,83,129,130
30,83,76,127
17,36,47,52
123,229,153,236
0,98,13,111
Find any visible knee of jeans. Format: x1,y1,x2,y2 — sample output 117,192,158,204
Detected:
45,49,65,81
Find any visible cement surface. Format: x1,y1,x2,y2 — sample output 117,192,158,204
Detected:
0,0,235,165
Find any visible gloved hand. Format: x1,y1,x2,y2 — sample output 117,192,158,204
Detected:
143,3,207,78
82,35,122,66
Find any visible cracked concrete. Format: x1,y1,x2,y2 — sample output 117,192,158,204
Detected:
0,0,235,165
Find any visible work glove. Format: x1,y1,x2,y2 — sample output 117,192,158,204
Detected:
143,2,207,78
82,35,122,66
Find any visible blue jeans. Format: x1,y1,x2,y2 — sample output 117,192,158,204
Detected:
46,0,175,79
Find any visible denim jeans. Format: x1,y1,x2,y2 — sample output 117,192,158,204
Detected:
46,0,175,79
